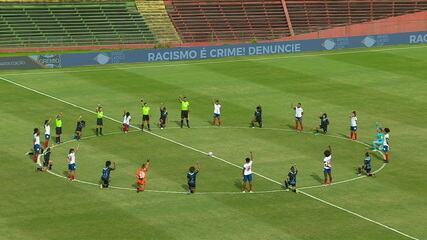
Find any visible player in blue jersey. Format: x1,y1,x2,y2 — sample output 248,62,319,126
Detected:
251,106,262,128
100,161,116,188
284,165,298,192
357,152,373,176
187,163,200,194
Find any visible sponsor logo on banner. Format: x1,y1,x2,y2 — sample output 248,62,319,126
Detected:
95,53,110,65
322,39,336,50
30,55,61,68
362,36,376,47
0,56,42,69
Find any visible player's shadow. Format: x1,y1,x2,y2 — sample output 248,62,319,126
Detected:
233,179,242,190
172,120,181,127
337,133,349,139
62,170,68,177
181,184,189,191
285,124,295,130
310,173,323,184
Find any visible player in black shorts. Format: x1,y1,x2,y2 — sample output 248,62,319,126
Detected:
284,165,298,192
187,163,200,194
159,105,168,129
95,105,104,136
141,100,151,131
178,96,190,128
315,113,330,134
100,160,116,188
357,152,373,176
251,105,262,128
42,147,52,171
74,116,86,140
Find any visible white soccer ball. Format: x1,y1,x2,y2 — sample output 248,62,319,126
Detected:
208,152,213,157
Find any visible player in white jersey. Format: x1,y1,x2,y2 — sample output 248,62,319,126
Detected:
212,100,222,126
32,128,41,162
43,119,51,149
67,146,78,181
382,128,391,162
323,146,333,185
242,151,254,193
122,111,131,133
349,111,358,140
291,103,304,132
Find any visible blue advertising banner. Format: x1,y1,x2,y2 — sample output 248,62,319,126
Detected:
1,31,427,69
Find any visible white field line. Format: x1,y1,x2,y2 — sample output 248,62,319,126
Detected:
2,76,419,240
52,127,386,192
1,44,426,77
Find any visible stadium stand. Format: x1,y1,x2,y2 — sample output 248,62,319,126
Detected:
165,0,292,42
286,0,427,35
135,0,181,43
165,0,427,43
0,0,426,49
0,1,156,47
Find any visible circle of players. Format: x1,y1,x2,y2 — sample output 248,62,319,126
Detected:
28,97,391,194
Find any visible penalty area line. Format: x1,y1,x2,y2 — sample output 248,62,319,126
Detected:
1,76,419,240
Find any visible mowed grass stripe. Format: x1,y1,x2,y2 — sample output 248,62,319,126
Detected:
1,45,426,239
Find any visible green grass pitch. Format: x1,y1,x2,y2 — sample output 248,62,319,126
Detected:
1,45,427,240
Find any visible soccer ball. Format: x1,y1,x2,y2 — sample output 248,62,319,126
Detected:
208,152,213,157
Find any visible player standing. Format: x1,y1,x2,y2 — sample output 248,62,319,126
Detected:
291,103,304,132
251,105,262,128
284,165,298,192
242,151,254,193
382,128,391,162
54,113,63,144
159,104,168,129
141,100,151,131
212,100,222,126
323,145,333,185
67,146,78,181
100,161,116,188
74,116,85,140
95,105,104,136
135,159,150,192
122,111,131,133
187,163,200,194
43,119,51,149
178,96,190,128
349,111,358,140
33,128,41,162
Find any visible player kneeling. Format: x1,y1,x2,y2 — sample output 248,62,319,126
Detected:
357,152,374,176
42,147,53,171
100,161,116,188
284,165,298,192
135,160,150,192
314,113,329,134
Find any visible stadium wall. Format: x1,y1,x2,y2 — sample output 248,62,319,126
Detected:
1,31,427,69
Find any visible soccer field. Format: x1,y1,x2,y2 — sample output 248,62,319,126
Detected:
1,45,426,240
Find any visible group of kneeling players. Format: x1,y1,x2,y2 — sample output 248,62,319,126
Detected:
29,98,391,194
